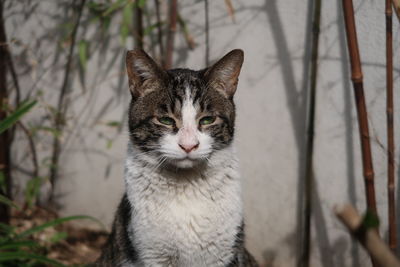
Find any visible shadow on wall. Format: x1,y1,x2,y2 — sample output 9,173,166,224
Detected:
262,0,365,266
9,1,130,206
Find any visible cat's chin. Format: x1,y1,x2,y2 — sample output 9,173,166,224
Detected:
173,158,197,169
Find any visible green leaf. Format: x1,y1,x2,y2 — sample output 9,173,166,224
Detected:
79,40,88,70
16,215,103,239
0,100,36,134
106,139,113,149
0,171,6,194
103,0,126,16
362,210,380,229
106,121,121,127
0,252,66,267
24,177,42,209
120,23,130,45
49,231,68,243
31,126,61,137
0,222,15,236
144,22,163,36
0,240,39,250
137,0,147,8
0,195,20,210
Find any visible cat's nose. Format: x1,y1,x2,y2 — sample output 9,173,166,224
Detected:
179,142,199,153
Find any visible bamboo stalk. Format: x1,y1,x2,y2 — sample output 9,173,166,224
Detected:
134,2,144,49
49,0,86,201
386,0,396,252
335,204,400,267
0,0,10,224
300,0,321,266
164,0,177,69
341,0,377,215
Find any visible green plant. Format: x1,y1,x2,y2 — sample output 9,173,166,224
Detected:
0,196,100,267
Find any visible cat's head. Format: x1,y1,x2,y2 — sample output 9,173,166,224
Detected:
126,49,244,169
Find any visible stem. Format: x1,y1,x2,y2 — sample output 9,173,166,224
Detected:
17,122,38,179
204,0,210,66
301,0,321,266
154,0,164,66
134,1,144,49
342,0,377,214
0,0,10,224
342,2,378,265
164,0,177,69
386,0,396,252
49,0,86,201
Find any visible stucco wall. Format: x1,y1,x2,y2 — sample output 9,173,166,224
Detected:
7,0,400,266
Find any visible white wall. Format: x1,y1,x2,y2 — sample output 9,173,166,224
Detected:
7,0,400,266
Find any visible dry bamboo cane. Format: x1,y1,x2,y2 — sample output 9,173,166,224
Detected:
164,0,177,69
342,0,377,214
386,0,396,252
335,204,400,267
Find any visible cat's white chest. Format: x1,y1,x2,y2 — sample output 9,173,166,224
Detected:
126,167,242,266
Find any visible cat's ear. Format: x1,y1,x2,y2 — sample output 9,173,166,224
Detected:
205,49,244,98
126,49,166,98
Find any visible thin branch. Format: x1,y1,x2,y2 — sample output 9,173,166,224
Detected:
49,0,86,201
164,0,177,69
204,0,209,66
177,14,196,50
17,121,38,179
385,0,396,252
300,0,321,266
154,0,164,66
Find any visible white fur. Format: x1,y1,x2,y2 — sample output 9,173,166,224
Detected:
124,144,242,267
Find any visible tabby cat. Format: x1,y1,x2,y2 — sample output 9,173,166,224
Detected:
96,49,258,267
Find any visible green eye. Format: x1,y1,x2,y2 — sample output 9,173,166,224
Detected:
158,116,175,126
199,116,216,126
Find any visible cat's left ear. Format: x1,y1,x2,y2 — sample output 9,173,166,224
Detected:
205,49,244,98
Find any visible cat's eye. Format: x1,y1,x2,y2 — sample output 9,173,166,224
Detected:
199,116,216,126
158,116,175,126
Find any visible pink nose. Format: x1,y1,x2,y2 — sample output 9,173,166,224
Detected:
179,143,199,153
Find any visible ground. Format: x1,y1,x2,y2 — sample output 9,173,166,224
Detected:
10,207,108,266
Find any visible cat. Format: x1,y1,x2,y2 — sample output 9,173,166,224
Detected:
95,49,258,267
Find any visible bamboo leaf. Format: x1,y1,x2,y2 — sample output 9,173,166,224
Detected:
106,121,121,127
0,252,66,267
103,0,126,16
0,222,15,235
0,195,20,210
78,40,88,70
16,215,102,239
137,0,147,8
0,240,39,250
144,22,163,36
0,100,36,134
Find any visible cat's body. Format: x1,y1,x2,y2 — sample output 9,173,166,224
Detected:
96,49,258,267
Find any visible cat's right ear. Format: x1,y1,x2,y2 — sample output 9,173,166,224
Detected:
126,49,166,98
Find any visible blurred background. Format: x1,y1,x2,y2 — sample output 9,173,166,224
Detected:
1,0,400,266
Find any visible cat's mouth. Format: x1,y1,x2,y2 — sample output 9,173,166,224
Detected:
166,156,206,169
